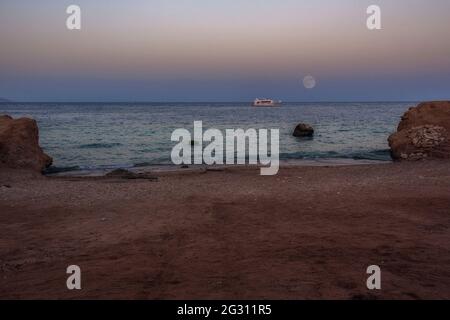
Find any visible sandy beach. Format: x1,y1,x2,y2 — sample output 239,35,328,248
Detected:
1,161,449,299
2,0,450,307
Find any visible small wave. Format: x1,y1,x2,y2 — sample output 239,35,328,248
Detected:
279,149,391,161
351,149,391,161
133,162,152,168
43,165,81,174
79,142,122,149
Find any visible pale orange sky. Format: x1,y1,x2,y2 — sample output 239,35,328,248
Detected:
1,0,449,101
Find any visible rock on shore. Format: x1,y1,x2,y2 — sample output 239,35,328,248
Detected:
0,115,52,172
388,101,450,160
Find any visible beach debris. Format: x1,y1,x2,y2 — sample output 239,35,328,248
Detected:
388,101,450,160
105,168,158,181
293,123,314,137
206,167,225,172
106,168,136,178
0,115,52,172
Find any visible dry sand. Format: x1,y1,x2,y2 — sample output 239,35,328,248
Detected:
0,161,449,299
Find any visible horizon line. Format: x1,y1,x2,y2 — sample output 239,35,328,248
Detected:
0,100,422,104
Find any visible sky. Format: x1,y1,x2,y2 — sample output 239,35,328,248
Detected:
0,0,449,102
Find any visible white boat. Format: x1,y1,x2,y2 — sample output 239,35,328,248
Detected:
252,98,282,107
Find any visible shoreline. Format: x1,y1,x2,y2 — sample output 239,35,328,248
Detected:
44,158,391,177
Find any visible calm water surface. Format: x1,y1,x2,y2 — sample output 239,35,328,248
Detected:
0,102,414,172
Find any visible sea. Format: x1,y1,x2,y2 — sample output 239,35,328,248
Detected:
0,102,414,174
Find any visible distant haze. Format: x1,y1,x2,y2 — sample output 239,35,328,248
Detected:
1,0,449,102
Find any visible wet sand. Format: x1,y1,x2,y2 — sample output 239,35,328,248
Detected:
0,161,449,299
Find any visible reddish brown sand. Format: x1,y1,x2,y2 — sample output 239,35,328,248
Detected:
0,161,449,299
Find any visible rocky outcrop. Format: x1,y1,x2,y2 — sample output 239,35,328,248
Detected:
388,101,450,160
0,115,52,172
293,123,314,137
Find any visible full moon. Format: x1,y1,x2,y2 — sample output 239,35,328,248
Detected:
303,75,316,89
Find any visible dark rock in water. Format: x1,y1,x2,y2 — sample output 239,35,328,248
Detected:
106,168,158,181
0,115,52,172
388,101,450,161
293,123,314,137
